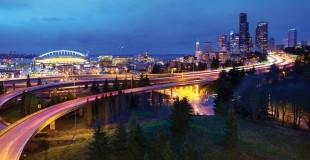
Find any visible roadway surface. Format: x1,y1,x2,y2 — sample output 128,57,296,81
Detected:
0,53,292,109
0,54,294,160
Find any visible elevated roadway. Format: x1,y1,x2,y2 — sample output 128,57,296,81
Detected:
0,54,294,160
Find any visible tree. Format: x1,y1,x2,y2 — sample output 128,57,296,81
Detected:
0,82,5,95
128,116,147,155
26,74,31,87
121,78,130,90
169,98,193,137
182,138,198,160
102,78,110,92
237,75,268,121
211,58,220,69
38,95,45,109
138,73,145,87
90,80,99,94
288,83,309,129
144,153,150,160
111,122,128,160
161,142,175,160
144,74,150,86
270,84,288,125
67,91,75,101
37,77,42,86
21,92,39,115
127,135,140,160
151,129,168,160
113,76,120,91
224,108,238,149
87,125,111,160
267,64,281,85
213,70,234,115
85,99,93,127
151,64,162,74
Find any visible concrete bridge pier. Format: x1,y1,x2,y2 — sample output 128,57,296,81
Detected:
50,121,55,130
79,108,83,117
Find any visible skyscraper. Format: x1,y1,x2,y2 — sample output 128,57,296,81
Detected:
195,39,200,51
230,31,240,54
195,39,203,61
255,22,268,53
205,42,212,53
282,38,289,48
239,13,251,52
217,35,227,52
288,28,297,47
268,37,275,51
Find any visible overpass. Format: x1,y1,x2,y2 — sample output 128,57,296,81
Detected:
0,54,294,160
0,79,216,160
0,74,211,109
0,54,291,109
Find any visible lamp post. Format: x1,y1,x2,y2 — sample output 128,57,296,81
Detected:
74,99,79,131
131,73,133,89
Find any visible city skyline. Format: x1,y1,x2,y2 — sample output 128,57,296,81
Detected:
0,0,309,55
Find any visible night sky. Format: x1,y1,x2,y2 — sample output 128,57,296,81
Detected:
0,0,309,55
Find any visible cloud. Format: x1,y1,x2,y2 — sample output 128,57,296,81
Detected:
0,0,309,54
0,0,29,9
41,17,74,22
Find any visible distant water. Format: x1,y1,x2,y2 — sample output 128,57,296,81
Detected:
89,54,187,61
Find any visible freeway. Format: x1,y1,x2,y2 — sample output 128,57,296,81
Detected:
0,75,210,109
0,54,293,160
0,53,290,109
0,79,215,160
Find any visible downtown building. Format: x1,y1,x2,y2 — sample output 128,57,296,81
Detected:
288,28,297,47
217,35,228,52
239,13,252,52
229,31,240,54
268,37,276,51
195,39,203,61
204,42,212,53
255,22,268,53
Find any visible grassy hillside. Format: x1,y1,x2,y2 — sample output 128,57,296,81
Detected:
24,116,310,160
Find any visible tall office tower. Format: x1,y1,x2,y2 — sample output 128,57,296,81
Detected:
255,22,268,53
239,13,251,52
282,38,289,48
268,37,275,51
205,42,212,53
288,28,297,47
230,31,240,54
249,36,254,51
195,39,200,51
195,39,203,61
217,35,227,52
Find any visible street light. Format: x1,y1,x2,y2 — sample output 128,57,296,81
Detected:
74,99,79,131
131,73,133,89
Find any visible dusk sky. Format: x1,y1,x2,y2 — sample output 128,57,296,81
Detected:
0,0,309,55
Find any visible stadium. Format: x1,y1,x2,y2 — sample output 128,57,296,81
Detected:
34,50,90,67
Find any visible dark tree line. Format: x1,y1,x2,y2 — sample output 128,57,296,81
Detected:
284,46,310,55
89,74,151,95
84,89,166,127
0,82,5,95
20,91,76,116
84,91,158,127
212,57,310,130
87,98,199,160
212,67,249,115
